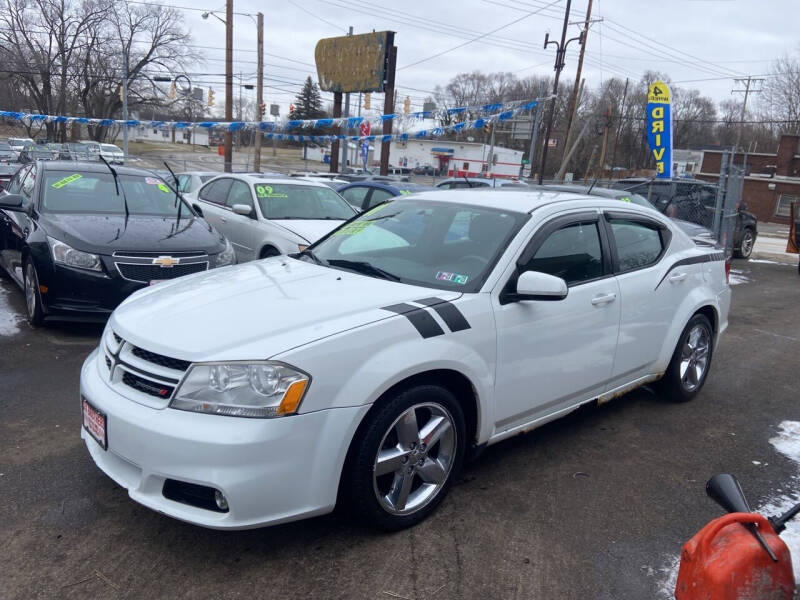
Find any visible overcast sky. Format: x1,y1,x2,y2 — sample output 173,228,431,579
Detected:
173,0,797,118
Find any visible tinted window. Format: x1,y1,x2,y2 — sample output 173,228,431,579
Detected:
253,183,355,220
176,174,191,192
340,185,370,209
227,180,254,210
526,221,603,285
20,165,36,197
309,200,527,292
41,172,188,215
609,219,664,272
7,166,30,194
366,188,395,208
200,178,232,204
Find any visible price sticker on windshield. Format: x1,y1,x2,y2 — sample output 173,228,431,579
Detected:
157,184,170,193
334,221,373,236
255,185,288,198
51,173,82,189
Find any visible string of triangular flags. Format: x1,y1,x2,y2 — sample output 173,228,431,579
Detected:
0,96,550,140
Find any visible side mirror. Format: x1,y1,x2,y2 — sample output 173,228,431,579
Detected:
511,271,568,302
192,203,203,217
0,193,24,211
232,204,254,217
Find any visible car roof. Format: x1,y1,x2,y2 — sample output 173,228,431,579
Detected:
178,171,222,177
405,188,657,214
340,181,434,192
204,173,330,188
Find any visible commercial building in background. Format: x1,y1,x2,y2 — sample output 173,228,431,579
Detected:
306,138,524,178
698,134,800,223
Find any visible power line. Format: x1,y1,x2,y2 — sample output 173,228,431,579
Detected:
287,0,346,33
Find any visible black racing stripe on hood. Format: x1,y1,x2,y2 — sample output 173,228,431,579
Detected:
655,252,725,290
382,303,445,338
413,297,471,332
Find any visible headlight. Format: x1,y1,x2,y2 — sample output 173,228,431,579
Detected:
47,236,102,271
215,240,236,267
170,361,310,418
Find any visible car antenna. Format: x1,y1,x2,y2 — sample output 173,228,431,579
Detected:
161,161,183,224
587,176,599,194
99,154,129,222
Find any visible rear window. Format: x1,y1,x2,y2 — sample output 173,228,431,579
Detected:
41,172,187,216
253,183,355,220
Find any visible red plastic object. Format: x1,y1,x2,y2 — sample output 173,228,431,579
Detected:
675,512,795,599
217,145,224,156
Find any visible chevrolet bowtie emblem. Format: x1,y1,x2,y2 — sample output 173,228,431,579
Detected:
153,256,179,267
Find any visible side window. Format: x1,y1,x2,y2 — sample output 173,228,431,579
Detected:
226,180,254,211
176,175,190,193
7,166,30,194
199,178,232,205
366,188,395,209
525,221,604,285
340,186,370,209
20,165,36,198
609,219,664,273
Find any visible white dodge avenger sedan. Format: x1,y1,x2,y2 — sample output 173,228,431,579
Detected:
80,190,731,530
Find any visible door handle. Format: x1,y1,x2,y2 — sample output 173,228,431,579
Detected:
220,217,227,223
591,293,617,306
668,272,688,283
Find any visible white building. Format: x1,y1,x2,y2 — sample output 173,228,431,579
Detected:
306,138,524,178
129,126,209,146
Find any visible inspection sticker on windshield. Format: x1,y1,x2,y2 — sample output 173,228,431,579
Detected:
145,177,163,185
436,271,469,285
51,173,82,189
255,185,288,198
334,221,373,236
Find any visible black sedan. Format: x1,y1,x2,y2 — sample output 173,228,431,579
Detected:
337,181,436,212
18,145,56,164
0,161,235,325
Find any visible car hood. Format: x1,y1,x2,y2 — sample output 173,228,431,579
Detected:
270,219,345,243
111,257,459,361
43,213,225,255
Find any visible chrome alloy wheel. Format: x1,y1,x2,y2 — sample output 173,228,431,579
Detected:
372,403,457,516
740,230,754,257
24,262,37,317
679,324,710,392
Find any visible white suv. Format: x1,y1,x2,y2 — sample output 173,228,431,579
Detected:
80,190,730,530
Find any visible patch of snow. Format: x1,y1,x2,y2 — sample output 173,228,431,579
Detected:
729,270,751,285
753,460,762,465
749,259,793,265
649,555,680,599
761,421,800,577
0,285,22,336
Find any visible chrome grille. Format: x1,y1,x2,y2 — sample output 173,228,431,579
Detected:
116,262,207,283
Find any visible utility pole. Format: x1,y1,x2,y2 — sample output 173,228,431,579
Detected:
732,75,764,157
487,123,496,177
253,11,263,173
340,26,353,173
610,77,629,172
223,0,233,172
556,77,584,180
563,0,592,153
379,33,397,176
122,47,128,160
538,0,582,184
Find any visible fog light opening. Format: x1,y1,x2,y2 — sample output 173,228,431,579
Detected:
214,490,229,511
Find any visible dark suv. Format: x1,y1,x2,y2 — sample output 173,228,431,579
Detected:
612,178,758,258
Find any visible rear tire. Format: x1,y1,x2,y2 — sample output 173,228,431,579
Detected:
657,314,714,403
734,228,755,259
23,258,44,327
343,385,466,531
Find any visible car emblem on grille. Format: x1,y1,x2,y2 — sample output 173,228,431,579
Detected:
152,256,179,267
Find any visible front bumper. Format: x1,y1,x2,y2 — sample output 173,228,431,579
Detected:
42,263,145,319
80,349,369,529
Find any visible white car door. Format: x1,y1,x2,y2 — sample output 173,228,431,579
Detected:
222,179,259,262
602,211,695,386
196,178,232,234
492,211,621,434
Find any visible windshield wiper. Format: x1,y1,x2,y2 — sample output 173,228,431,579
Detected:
297,248,326,265
99,154,129,224
326,259,401,282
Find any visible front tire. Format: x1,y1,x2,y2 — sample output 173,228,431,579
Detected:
734,228,755,259
658,314,713,403
23,258,44,327
344,385,466,530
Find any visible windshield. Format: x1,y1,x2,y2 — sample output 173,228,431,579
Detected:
617,192,656,210
42,172,188,215
306,199,528,292
254,183,355,220
101,144,121,152
25,147,53,156
0,143,11,151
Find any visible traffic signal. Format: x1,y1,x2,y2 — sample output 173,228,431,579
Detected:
403,96,411,115
363,92,371,110
259,102,266,117
484,121,491,134
207,87,215,107
169,81,176,100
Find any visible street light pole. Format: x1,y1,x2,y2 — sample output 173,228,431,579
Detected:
254,11,263,173
224,0,233,172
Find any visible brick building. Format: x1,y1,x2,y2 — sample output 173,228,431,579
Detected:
697,134,800,223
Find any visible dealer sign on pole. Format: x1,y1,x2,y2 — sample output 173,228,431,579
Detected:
646,81,673,178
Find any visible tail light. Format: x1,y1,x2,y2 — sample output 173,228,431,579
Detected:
724,258,731,284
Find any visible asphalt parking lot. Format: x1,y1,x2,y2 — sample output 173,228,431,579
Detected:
1,259,799,600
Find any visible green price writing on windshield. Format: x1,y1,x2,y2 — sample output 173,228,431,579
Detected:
51,174,82,189
256,185,288,199
157,184,170,194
